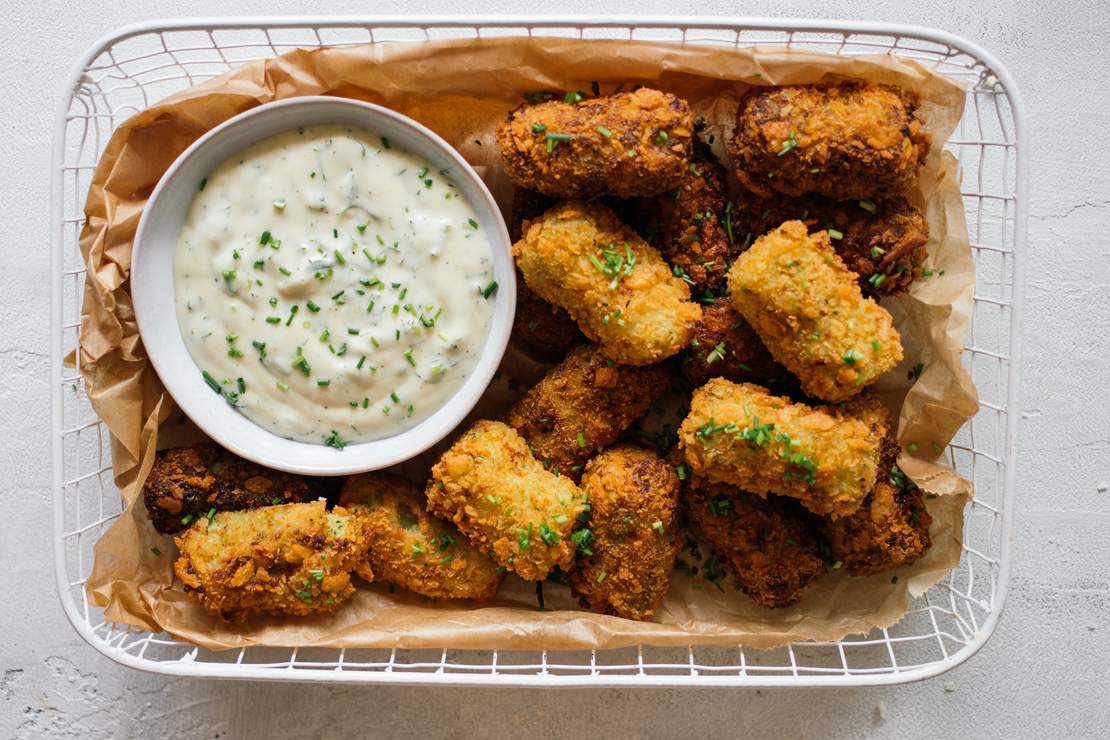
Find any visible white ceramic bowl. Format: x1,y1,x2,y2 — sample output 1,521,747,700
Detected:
132,96,515,476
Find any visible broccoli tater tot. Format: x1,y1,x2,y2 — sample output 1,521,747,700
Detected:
497,88,694,198
340,474,504,601
514,200,702,365
686,479,826,608
678,379,882,517
732,190,929,297
174,501,372,621
143,444,317,534
625,142,738,291
426,420,588,581
729,82,930,200
728,221,902,402
506,344,669,479
570,446,680,620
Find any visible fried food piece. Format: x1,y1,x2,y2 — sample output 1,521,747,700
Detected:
570,446,680,620
822,472,932,576
514,200,702,365
625,142,739,291
729,82,931,200
678,379,882,517
508,190,583,355
497,88,694,198
426,420,588,581
686,479,826,608
506,344,669,479
340,474,504,600
732,190,928,296
680,297,793,389
728,221,903,402
173,501,371,620
143,445,315,534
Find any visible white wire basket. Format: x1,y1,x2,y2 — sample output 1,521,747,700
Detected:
51,15,1025,687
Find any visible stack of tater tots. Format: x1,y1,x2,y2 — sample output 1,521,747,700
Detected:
153,81,938,622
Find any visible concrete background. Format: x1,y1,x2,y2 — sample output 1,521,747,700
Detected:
2,1,1107,737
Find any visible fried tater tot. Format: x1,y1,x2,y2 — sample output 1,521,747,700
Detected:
506,344,669,479
497,88,694,198
625,142,739,291
426,420,588,581
732,189,928,297
173,501,372,620
822,472,932,576
340,474,504,600
508,190,583,356
570,446,680,620
514,200,702,365
680,297,794,390
678,379,882,517
685,478,826,608
143,444,316,534
728,221,903,402
729,82,931,200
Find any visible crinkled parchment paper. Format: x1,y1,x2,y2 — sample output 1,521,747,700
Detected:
78,37,975,650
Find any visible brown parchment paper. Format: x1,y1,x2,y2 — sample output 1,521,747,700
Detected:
79,37,977,651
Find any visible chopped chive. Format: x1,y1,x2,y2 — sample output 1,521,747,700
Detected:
306,300,321,313
357,356,366,369
859,199,877,213
278,266,292,276
777,130,798,156
827,228,844,240
655,130,669,144
576,431,586,448
259,230,272,245
481,280,498,299
317,379,330,387
334,249,346,266
596,125,613,138
276,381,289,392
198,178,207,192
347,328,359,336
403,349,416,367
390,391,400,403
532,122,547,133
201,370,221,394
272,199,286,211
466,218,479,230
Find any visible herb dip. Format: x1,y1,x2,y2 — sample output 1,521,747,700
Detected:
175,124,496,447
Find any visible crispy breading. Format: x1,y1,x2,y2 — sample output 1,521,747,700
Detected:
820,398,932,575
173,501,372,621
570,446,680,620
680,297,794,390
143,445,316,534
506,344,669,480
497,88,694,198
822,475,932,576
729,82,931,200
426,420,588,581
678,379,882,517
732,189,928,296
508,190,583,357
513,200,702,365
685,478,827,608
340,474,505,601
624,142,739,291
727,221,903,402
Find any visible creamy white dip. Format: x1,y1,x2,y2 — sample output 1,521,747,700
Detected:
175,124,495,447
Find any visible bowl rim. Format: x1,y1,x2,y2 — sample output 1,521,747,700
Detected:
132,95,515,476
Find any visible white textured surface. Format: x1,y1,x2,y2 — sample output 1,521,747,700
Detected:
2,1,1107,737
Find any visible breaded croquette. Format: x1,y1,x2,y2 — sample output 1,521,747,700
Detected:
508,190,583,356
729,82,931,200
686,479,826,608
340,474,505,600
678,379,882,517
732,190,928,296
426,420,588,581
728,221,903,402
513,270,583,358
173,501,372,620
625,142,738,291
506,344,669,479
570,446,680,620
822,472,932,576
144,444,315,534
497,88,695,198
514,200,702,365
680,297,793,390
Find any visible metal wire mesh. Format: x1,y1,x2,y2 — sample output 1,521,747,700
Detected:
51,16,1023,686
